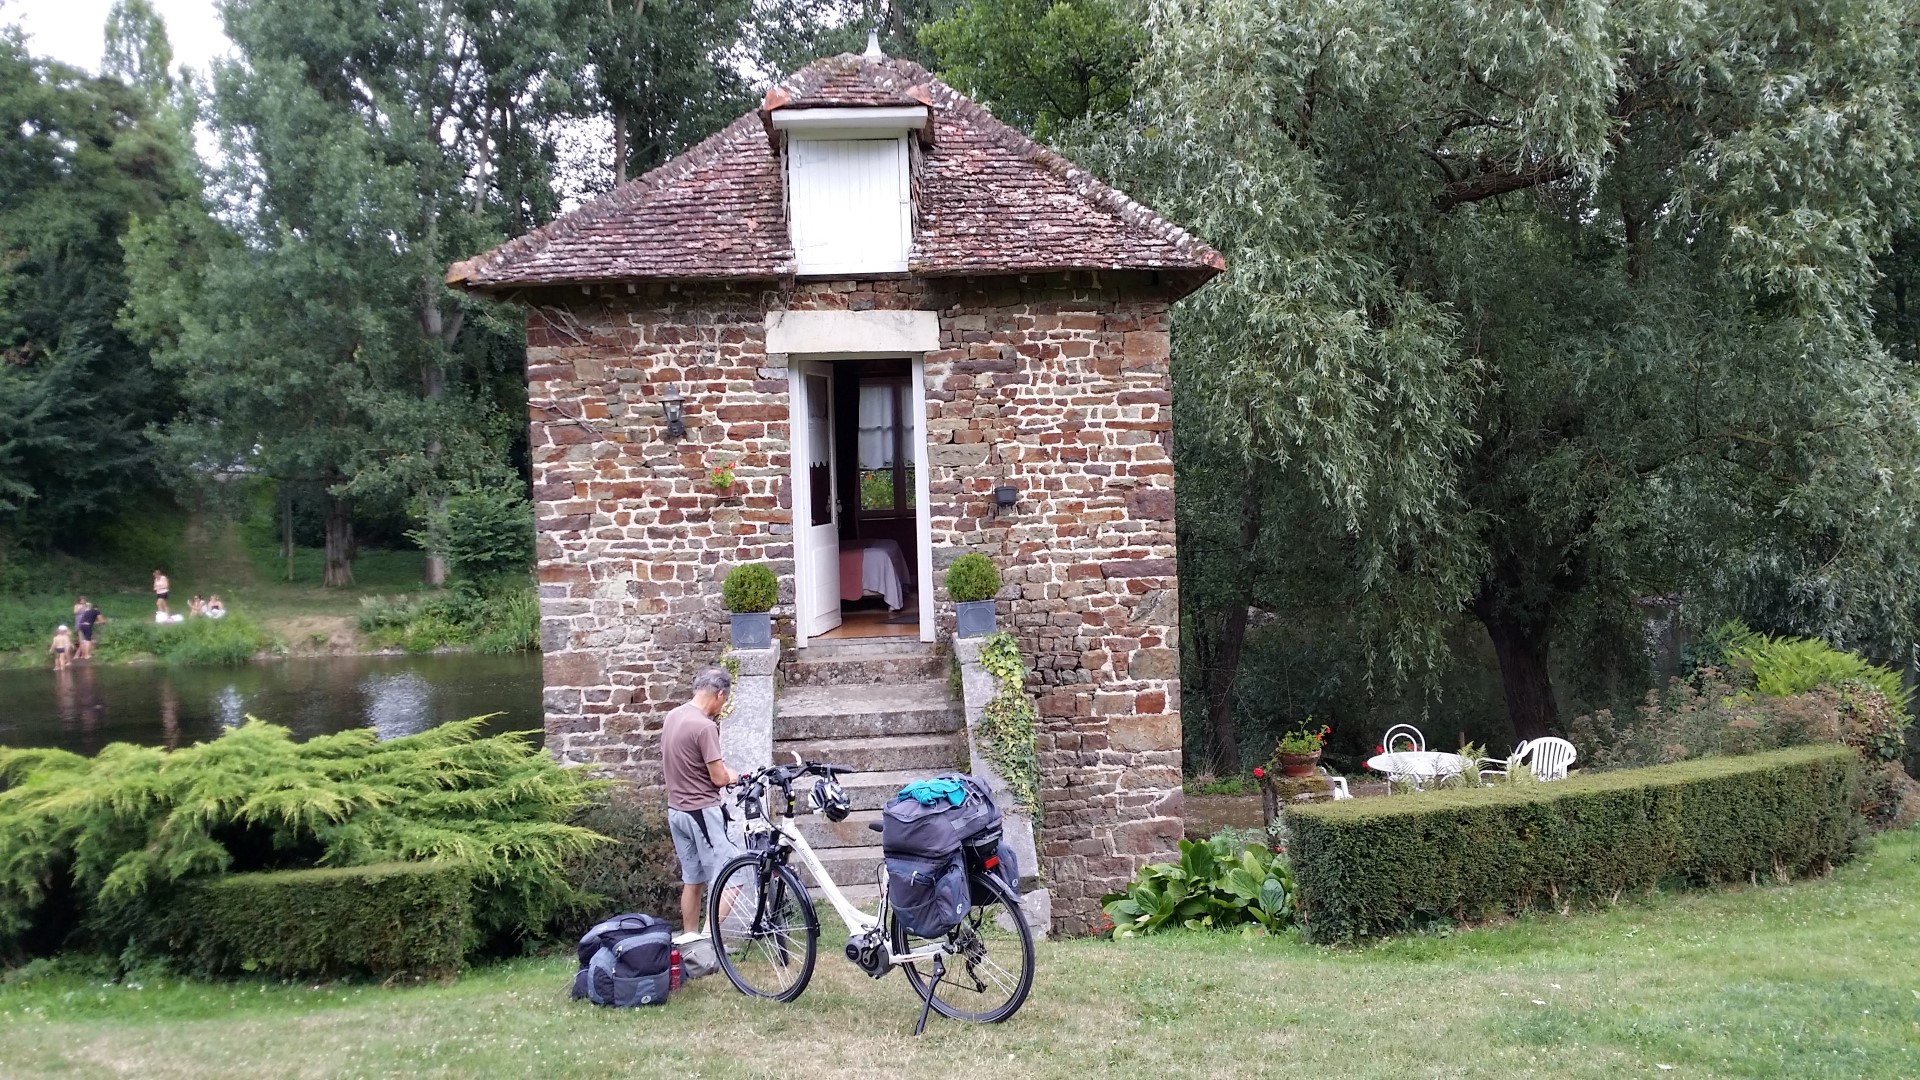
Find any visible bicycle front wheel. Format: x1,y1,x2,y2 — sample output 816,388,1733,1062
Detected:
709,854,819,1002
893,869,1034,1023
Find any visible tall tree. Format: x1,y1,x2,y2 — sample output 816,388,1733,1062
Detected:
584,1,752,185
126,0,576,586
920,0,1141,136
0,25,195,545
1094,0,1920,747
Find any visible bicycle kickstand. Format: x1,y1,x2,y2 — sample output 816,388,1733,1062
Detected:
912,955,946,1036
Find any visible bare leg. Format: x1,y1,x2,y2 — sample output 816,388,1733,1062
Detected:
681,883,703,935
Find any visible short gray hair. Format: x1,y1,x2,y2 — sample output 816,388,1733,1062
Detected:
692,667,733,696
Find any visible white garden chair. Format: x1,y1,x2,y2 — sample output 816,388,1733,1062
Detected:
1479,736,1578,782
1380,724,1425,753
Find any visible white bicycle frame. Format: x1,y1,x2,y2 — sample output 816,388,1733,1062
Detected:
739,796,948,965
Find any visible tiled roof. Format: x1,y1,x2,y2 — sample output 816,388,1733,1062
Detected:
448,54,1224,292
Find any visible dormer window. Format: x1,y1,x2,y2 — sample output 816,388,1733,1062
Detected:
773,106,928,277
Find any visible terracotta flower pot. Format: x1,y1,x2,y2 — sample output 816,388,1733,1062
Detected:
1278,750,1322,778
712,482,736,499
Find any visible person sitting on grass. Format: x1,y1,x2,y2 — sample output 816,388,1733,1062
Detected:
205,595,226,619
49,625,72,671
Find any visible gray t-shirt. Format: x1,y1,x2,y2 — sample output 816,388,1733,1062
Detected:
661,702,724,812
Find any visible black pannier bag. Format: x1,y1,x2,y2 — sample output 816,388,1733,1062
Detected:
962,826,1020,906
886,853,971,939
881,773,1001,859
569,912,673,1007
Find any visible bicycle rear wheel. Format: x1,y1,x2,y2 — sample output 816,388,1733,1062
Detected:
709,854,819,1002
892,869,1034,1023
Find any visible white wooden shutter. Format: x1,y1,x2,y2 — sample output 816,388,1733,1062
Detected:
788,137,911,276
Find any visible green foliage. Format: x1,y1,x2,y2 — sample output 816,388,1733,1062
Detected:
562,786,680,925
0,30,196,543
977,632,1039,813
1288,746,1863,943
1102,833,1295,936
1720,625,1913,720
720,563,777,614
356,586,538,654
944,553,1001,604
168,862,470,980
1184,774,1257,797
410,485,533,587
0,719,608,963
921,0,1142,136
93,612,275,666
1273,723,1330,756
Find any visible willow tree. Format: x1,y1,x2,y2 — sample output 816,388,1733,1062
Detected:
1093,0,1920,751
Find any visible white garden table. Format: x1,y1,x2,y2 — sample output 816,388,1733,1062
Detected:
1366,750,1469,792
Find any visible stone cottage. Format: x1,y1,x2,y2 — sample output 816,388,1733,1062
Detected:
449,44,1223,933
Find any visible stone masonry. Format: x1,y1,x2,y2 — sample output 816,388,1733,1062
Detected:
525,270,1183,933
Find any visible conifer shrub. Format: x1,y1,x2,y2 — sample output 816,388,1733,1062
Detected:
1288,745,1861,943
944,553,1001,603
721,563,777,613
0,720,608,966
169,862,471,979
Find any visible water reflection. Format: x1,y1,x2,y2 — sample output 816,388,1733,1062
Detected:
0,653,543,756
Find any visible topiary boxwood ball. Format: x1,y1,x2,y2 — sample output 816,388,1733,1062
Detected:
945,553,1001,603
721,563,778,613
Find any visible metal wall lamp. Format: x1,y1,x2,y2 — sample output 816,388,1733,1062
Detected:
662,383,685,438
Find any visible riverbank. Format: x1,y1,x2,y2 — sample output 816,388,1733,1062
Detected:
1,517,533,669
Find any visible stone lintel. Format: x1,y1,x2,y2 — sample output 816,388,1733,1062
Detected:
765,309,939,354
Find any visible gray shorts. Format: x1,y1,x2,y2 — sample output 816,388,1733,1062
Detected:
668,805,742,886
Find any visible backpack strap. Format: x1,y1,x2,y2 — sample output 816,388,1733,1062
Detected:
692,805,714,848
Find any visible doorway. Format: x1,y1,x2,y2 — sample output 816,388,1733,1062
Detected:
790,355,934,646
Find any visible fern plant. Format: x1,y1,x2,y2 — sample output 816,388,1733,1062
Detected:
0,720,609,963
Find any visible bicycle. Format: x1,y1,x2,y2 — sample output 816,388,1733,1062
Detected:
705,758,1035,1033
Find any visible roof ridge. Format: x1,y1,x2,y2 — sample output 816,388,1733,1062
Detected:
446,109,779,286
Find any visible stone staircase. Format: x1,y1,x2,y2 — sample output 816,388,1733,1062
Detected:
774,639,963,904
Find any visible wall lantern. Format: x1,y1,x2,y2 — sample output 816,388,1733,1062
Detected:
661,383,685,438
994,485,1019,508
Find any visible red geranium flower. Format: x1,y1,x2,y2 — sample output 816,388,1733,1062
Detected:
1375,744,1385,754
1252,766,1265,779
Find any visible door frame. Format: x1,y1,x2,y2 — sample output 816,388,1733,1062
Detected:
789,351,934,647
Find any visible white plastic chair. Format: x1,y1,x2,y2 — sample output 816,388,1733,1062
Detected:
1480,736,1578,782
1380,724,1425,754
1318,767,1352,800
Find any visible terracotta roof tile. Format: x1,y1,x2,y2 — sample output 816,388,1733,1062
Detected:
449,55,1223,292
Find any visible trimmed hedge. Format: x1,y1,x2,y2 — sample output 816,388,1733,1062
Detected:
1289,745,1862,943
170,862,471,979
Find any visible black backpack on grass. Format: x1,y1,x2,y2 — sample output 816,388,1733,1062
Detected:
570,913,672,1008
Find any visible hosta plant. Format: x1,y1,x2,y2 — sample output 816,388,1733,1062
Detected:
1101,833,1295,937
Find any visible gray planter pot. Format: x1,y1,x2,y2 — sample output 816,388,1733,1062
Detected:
729,612,772,649
954,599,997,638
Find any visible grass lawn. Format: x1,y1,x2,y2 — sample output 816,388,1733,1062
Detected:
4,830,1916,1080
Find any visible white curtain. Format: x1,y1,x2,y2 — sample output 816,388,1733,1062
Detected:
858,384,895,469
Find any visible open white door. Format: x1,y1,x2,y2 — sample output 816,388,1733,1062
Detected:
795,362,841,641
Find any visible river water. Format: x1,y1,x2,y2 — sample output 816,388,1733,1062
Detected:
0,652,544,757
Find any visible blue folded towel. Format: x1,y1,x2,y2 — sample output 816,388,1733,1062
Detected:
896,777,966,807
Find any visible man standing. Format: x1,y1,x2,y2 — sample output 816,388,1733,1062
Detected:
152,570,170,618
662,667,741,934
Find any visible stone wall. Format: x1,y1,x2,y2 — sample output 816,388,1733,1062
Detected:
523,271,1183,932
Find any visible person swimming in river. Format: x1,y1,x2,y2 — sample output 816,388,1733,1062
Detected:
49,625,72,671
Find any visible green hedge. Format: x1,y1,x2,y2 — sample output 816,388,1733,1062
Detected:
170,862,471,980
1289,745,1862,943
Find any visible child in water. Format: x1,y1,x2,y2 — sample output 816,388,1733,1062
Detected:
49,625,72,671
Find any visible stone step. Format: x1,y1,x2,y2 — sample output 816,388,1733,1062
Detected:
772,732,967,774
836,769,937,812
795,637,938,660
793,807,885,849
781,651,951,687
774,681,961,740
